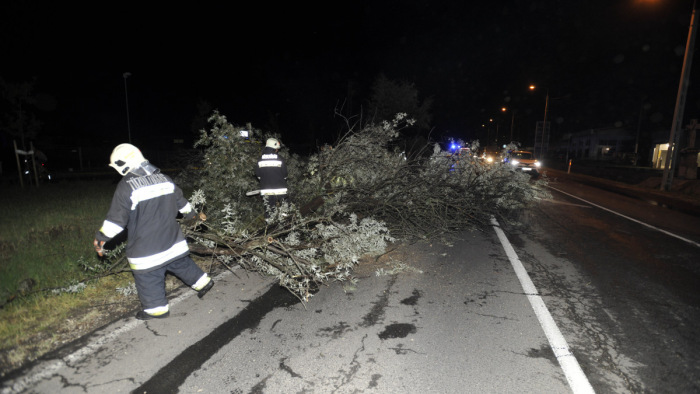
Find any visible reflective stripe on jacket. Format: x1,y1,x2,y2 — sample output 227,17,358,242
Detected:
96,172,195,271
255,147,288,196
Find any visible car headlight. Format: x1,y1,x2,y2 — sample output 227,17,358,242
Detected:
535,161,541,167
486,157,493,163
510,159,519,166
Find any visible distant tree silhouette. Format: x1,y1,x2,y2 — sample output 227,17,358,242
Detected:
366,74,434,158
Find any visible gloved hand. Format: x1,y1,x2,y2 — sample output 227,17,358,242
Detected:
93,239,106,257
183,212,206,227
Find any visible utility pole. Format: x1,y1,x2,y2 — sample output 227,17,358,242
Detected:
661,1,697,191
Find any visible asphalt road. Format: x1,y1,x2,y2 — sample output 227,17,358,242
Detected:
3,171,699,393
2,226,581,393
505,174,700,393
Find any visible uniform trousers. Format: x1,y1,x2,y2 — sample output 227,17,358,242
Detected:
133,255,206,310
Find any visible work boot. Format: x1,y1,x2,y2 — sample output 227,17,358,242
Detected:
198,280,214,299
135,310,170,320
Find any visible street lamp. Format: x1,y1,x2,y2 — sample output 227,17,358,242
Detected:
123,72,132,143
501,106,517,144
484,119,491,146
481,118,496,146
661,1,697,191
530,84,549,159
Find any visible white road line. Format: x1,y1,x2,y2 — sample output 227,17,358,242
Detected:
491,216,595,394
540,198,592,208
548,186,700,248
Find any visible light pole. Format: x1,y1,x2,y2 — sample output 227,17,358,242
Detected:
502,106,516,144
529,85,550,158
542,90,549,157
123,72,132,143
661,1,697,191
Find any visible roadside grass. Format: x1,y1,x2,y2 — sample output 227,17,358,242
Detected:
0,179,141,376
0,178,212,377
0,180,116,296
0,273,139,371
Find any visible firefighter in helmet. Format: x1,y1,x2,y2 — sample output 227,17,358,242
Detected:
93,143,214,320
255,138,288,217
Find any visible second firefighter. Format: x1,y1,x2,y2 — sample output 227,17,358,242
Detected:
255,138,288,217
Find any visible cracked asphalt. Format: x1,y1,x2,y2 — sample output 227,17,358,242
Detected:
2,229,575,393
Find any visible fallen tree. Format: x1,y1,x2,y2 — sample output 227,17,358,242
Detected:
159,111,549,304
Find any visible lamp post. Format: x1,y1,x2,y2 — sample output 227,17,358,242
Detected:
542,90,549,156
529,84,550,158
501,107,507,145
123,72,132,143
661,1,697,191
501,106,517,144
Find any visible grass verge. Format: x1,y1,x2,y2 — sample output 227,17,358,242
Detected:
0,179,204,377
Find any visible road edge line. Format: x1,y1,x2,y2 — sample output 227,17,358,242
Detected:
491,216,595,394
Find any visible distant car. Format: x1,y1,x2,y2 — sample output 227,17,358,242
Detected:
446,146,476,172
505,150,540,175
480,148,501,164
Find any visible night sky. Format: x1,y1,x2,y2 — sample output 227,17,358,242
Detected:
1,1,698,169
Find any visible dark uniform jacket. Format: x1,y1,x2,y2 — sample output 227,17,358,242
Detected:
95,171,196,271
255,146,288,195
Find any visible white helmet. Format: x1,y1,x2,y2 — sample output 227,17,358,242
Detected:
109,143,146,175
266,138,280,149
